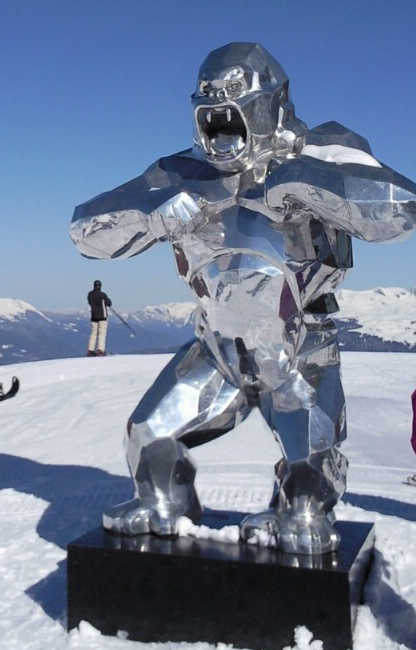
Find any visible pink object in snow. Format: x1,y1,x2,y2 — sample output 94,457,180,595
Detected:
412,390,416,455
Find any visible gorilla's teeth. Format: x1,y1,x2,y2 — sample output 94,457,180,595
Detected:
226,108,232,122
206,111,212,124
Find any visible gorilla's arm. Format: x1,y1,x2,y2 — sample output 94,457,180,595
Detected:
70,153,207,260
266,123,416,243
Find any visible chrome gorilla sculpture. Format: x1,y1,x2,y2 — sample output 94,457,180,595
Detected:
71,43,416,554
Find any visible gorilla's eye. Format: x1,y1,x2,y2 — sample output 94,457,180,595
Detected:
277,87,285,101
199,81,212,96
228,80,243,93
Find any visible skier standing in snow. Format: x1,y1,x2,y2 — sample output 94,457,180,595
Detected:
411,390,416,454
408,390,416,485
87,280,112,356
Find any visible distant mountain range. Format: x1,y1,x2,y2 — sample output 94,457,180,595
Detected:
0,287,415,365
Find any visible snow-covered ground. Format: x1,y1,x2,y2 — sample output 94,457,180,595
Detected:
0,352,415,650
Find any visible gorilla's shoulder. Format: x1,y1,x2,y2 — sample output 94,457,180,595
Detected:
306,121,373,155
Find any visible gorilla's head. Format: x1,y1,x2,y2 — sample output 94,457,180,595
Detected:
192,42,299,173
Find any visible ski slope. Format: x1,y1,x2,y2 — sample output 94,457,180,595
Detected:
0,352,415,650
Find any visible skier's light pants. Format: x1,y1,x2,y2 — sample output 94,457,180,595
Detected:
88,321,108,352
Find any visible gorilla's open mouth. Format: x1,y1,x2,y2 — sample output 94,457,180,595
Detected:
196,105,248,160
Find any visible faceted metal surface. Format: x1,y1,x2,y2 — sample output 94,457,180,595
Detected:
70,42,416,554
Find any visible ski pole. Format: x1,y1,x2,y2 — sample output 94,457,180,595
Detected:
110,308,137,336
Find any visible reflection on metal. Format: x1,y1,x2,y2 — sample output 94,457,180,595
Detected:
71,43,416,554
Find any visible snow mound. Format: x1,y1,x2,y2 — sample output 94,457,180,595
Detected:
283,626,323,650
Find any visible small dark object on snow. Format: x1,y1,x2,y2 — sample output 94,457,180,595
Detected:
0,376,19,402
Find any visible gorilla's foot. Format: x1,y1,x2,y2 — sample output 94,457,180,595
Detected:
273,511,340,554
240,508,340,554
103,498,180,536
240,509,279,544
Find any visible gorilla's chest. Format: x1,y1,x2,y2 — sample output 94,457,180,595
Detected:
175,205,288,281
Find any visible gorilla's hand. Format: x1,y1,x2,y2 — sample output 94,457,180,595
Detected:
151,192,208,240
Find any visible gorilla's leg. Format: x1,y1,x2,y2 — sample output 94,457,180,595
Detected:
240,322,348,554
104,339,250,535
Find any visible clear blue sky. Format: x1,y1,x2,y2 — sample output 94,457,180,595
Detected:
1,0,415,310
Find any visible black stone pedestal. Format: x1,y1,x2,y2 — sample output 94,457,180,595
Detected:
67,511,374,650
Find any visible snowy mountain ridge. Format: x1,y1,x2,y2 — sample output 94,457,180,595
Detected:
0,299,197,364
129,302,196,325
0,287,415,364
336,286,416,345
0,298,51,323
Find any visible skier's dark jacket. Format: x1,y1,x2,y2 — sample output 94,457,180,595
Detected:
88,289,112,322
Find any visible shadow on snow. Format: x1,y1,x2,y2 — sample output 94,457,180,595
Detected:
365,549,416,649
0,453,131,626
342,491,416,522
